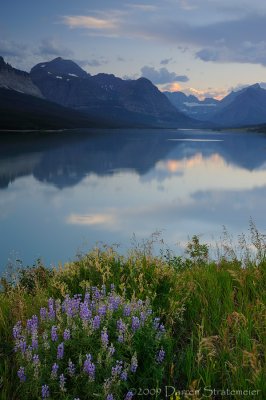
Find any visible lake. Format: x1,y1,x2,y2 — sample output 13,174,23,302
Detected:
0,128,265,274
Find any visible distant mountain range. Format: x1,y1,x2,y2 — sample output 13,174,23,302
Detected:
165,83,266,127
1,55,266,130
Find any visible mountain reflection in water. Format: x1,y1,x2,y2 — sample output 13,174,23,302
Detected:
0,128,265,271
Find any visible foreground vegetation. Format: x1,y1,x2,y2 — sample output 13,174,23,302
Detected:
0,225,265,399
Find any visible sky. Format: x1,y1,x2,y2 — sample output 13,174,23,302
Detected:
2,0,266,99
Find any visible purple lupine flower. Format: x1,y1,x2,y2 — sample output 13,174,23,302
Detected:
33,354,40,366
120,370,128,381
19,338,27,354
140,311,148,325
137,299,143,307
117,319,126,333
110,283,115,292
108,343,115,356
117,333,124,343
107,395,114,400
40,307,47,320
98,305,107,316
92,315,101,330
42,384,50,399
68,359,75,377
130,354,138,373
57,342,64,360
83,354,95,381
84,292,90,303
153,317,160,330
63,328,71,341
156,348,165,363
101,328,109,348
32,337,38,350
80,302,92,321
125,391,134,400
17,366,26,382
13,321,22,339
59,373,66,392
123,304,131,317
159,323,166,333
51,363,59,379
48,298,55,320
111,360,123,377
92,287,101,300
131,316,140,332
109,295,120,310
51,326,58,342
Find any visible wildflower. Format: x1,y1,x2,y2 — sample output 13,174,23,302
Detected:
51,326,58,342
42,384,50,399
19,338,27,354
125,391,134,400
57,342,64,360
101,328,109,348
153,317,160,330
130,354,138,373
117,333,124,343
111,360,123,377
48,298,55,320
59,373,66,392
117,319,126,332
83,354,95,381
68,359,75,377
51,363,59,379
131,316,140,332
17,366,26,382
98,304,107,316
110,283,115,292
32,337,38,350
80,302,92,321
120,369,128,381
40,307,47,320
107,394,114,400
13,321,22,339
33,354,40,366
92,315,101,330
108,343,115,356
123,304,131,317
156,348,165,363
63,328,71,341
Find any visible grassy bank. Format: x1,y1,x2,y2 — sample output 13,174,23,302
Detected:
0,227,265,399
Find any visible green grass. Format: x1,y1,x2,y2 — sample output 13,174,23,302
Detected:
0,227,265,399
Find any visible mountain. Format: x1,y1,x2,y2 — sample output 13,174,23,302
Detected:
164,90,219,120
211,84,266,127
30,57,195,128
0,87,114,130
0,56,43,98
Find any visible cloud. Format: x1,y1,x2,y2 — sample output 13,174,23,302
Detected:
37,38,73,57
140,66,189,84
66,213,115,226
161,82,183,92
160,58,172,65
127,4,158,12
0,39,28,58
62,15,117,30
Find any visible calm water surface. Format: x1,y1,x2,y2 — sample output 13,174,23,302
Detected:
0,128,266,273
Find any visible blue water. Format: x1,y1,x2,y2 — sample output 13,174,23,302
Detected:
0,128,265,274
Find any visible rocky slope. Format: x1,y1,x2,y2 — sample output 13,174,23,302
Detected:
0,56,43,98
